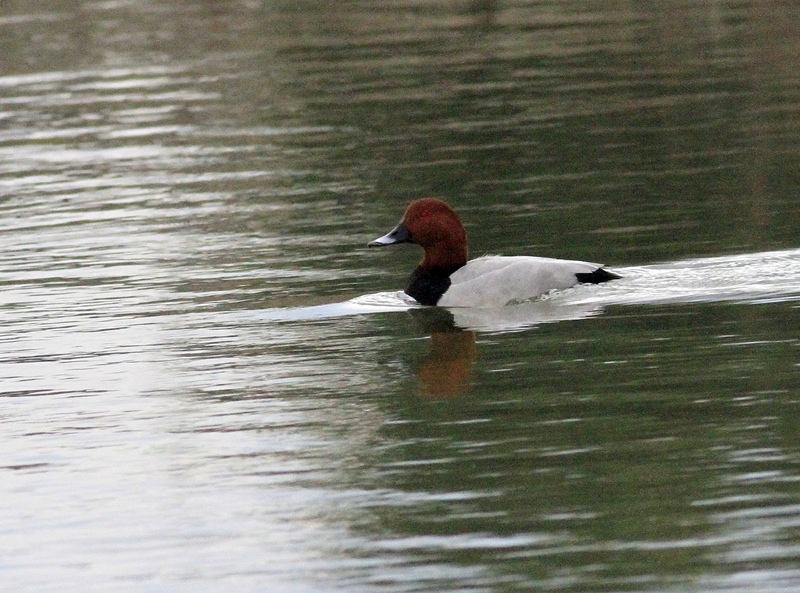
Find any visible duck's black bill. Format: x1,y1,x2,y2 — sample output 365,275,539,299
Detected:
368,221,412,247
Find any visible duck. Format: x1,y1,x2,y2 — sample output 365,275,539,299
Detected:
368,197,620,307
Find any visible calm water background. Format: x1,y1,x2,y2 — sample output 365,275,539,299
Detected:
2,1,800,591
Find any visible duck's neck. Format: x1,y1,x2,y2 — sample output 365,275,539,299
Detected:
407,244,466,306
421,240,467,271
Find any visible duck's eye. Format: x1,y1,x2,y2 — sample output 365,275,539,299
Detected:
420,210,430,218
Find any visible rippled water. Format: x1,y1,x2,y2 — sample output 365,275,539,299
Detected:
2,1,800,592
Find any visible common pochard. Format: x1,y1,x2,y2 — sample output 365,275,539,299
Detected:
369,197,620,307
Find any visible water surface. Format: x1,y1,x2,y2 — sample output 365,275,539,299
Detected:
1,1,800,592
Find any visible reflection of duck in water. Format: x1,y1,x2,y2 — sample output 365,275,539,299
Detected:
418,330,477,398
369,198,620,307
409,308,476,398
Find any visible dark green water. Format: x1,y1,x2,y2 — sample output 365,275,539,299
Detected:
1,1,799,591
